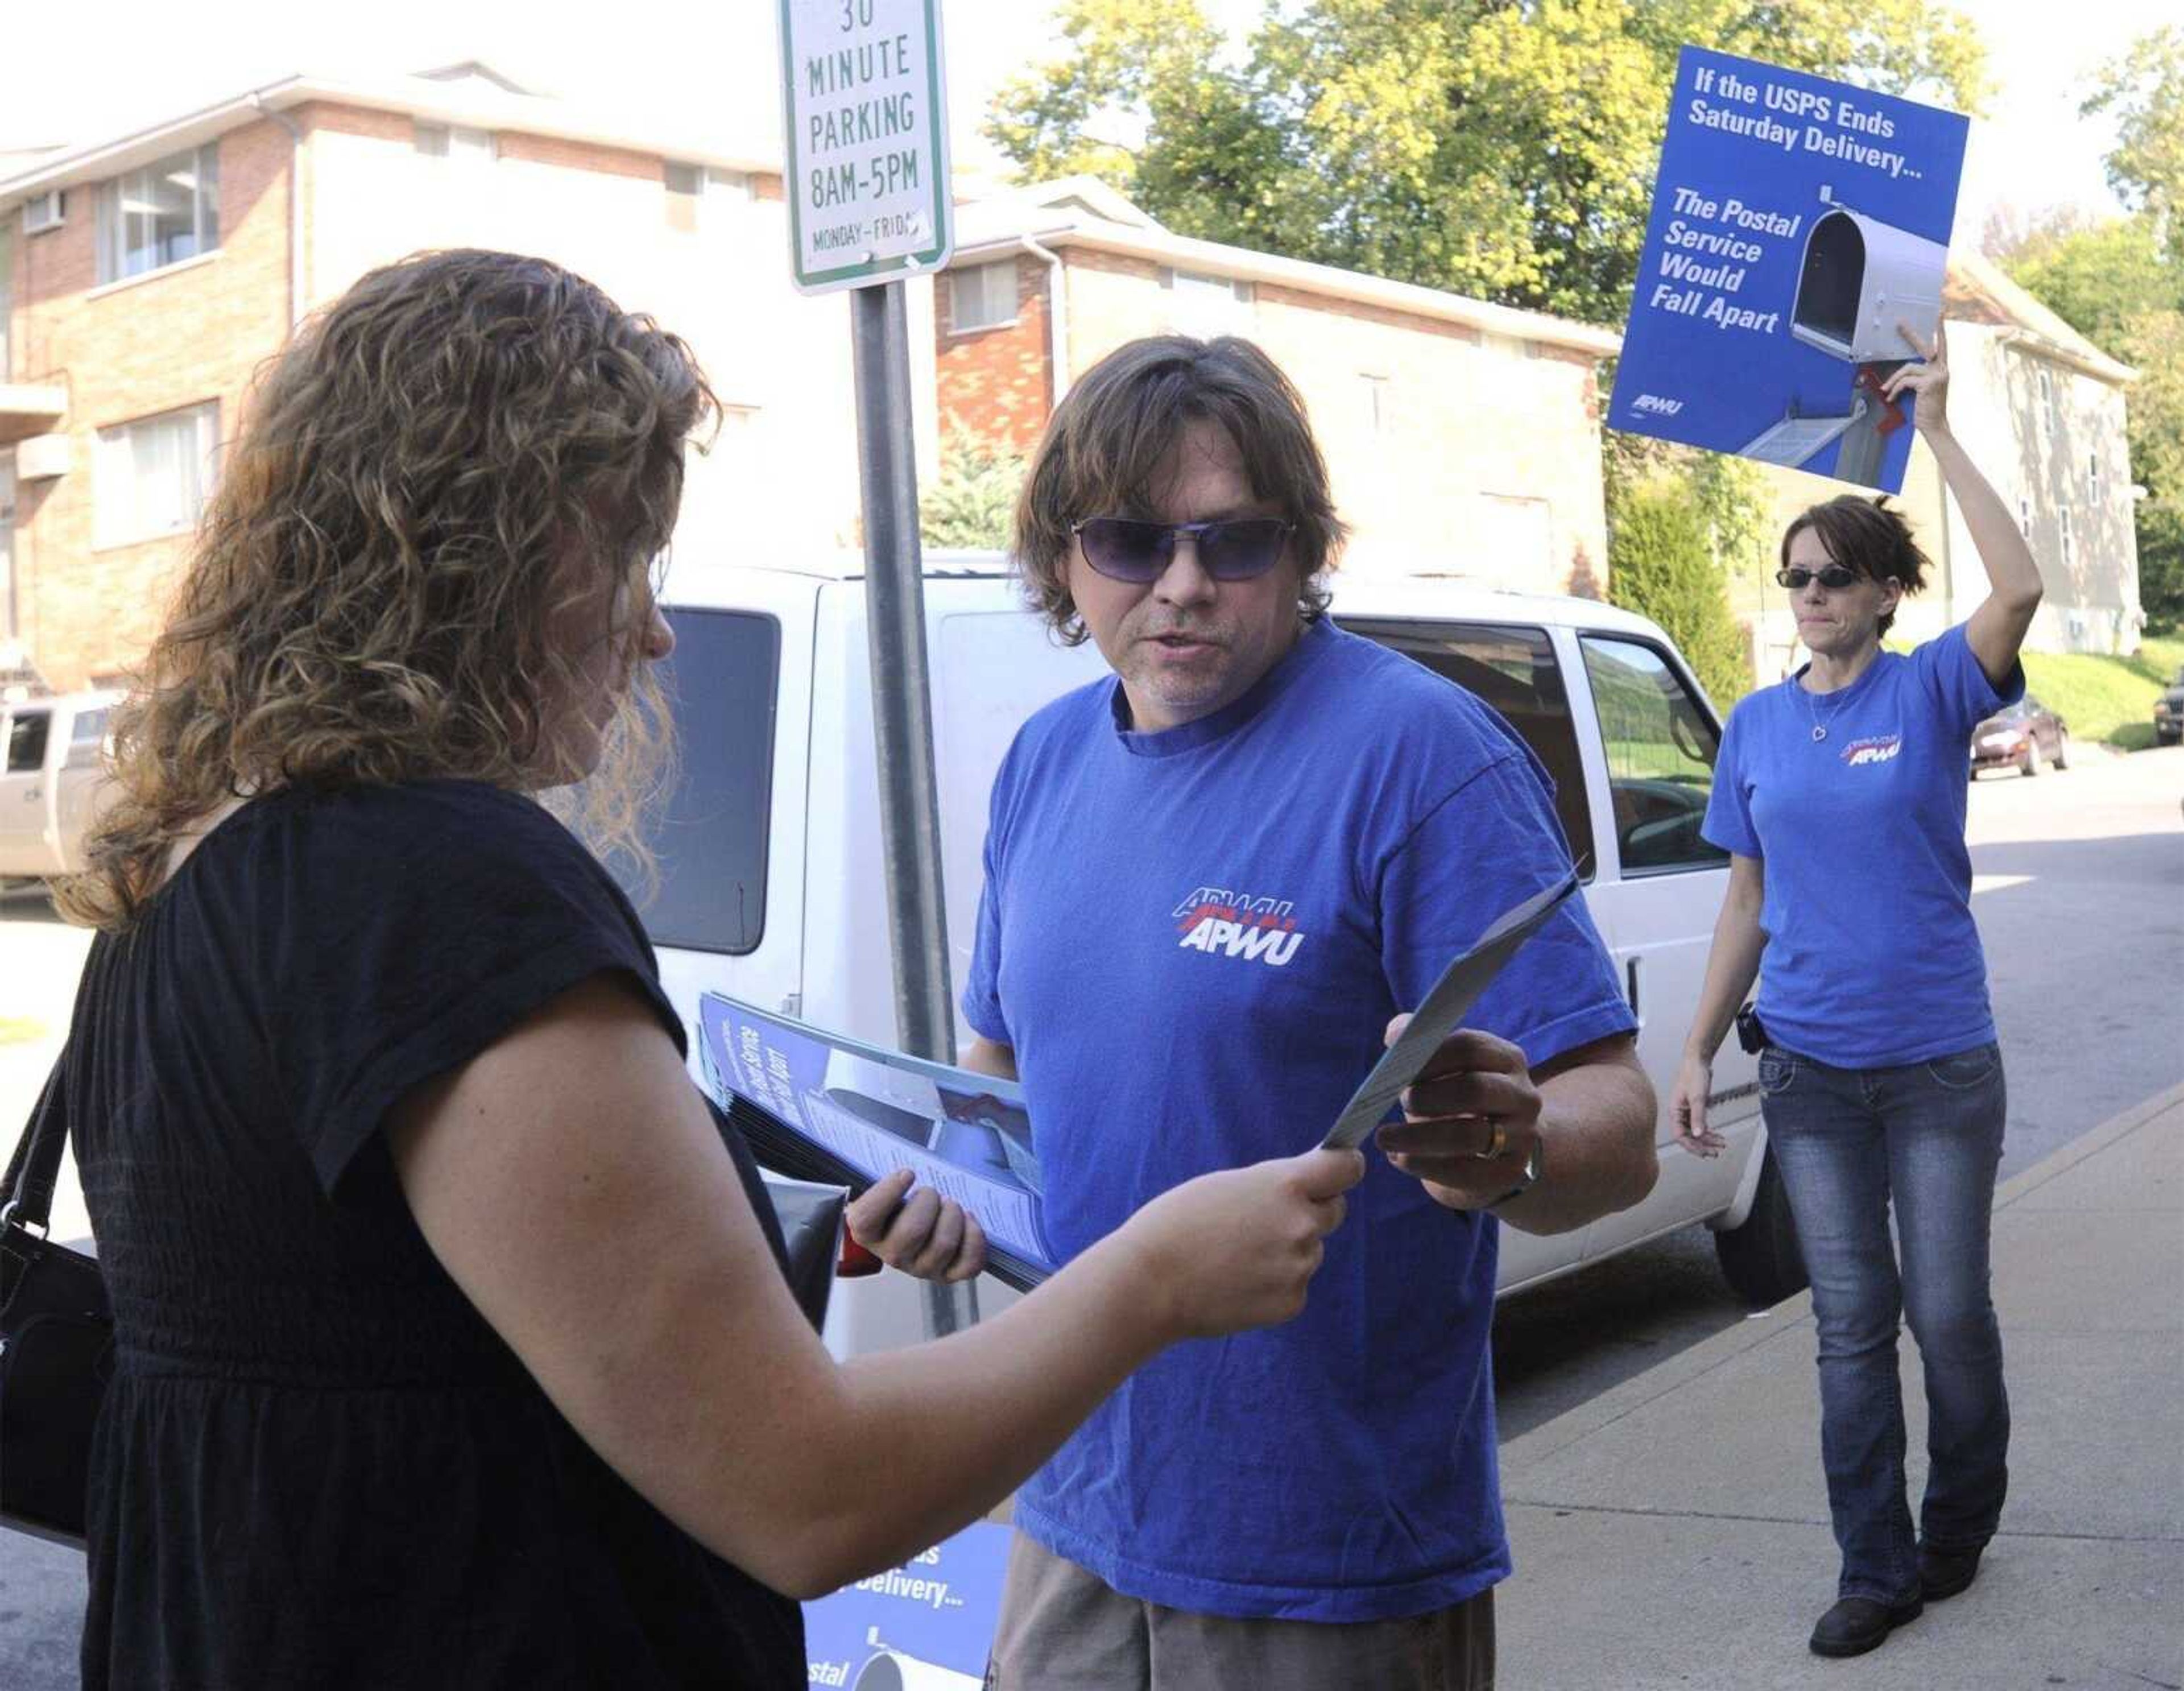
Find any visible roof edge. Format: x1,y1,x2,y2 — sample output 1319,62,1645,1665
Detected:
953,219,1621,356
0,71,778,204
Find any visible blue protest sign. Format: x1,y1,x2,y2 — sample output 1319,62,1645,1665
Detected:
803,1520,1011,1688
1608,48,1969,491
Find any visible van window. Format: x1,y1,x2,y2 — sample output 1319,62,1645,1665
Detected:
6,708,49,773
622,609,780,954
65,707,110,769
1338,619,1595,873
1579,635,1727,875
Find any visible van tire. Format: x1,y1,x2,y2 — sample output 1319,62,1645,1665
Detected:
1714,1146,1808,1307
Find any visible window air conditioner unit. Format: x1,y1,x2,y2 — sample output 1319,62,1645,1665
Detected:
22,190,66,234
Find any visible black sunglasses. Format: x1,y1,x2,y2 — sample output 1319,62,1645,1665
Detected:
1776,564,1863,591
1072,516,1294,584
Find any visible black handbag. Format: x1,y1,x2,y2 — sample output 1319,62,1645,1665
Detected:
762,1173,847,1334
704,1095,845,1334
0,1062,111,1549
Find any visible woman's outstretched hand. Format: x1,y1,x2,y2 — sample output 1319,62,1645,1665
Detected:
1884,318,1950,438
1124,1147,1365,1340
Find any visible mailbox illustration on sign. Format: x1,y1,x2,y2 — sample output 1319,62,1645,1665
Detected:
1740,197,1947,484
851,1629,983,1690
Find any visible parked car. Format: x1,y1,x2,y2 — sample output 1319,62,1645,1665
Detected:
2154,666,2184,747
618,555,1805,1362
1969,694,2069,777
0,689,122,879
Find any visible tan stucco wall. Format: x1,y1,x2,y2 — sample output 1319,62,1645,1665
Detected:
1056,250,1611,599
300,104,934,565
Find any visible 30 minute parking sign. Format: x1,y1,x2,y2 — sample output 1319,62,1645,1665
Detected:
778,0,954,295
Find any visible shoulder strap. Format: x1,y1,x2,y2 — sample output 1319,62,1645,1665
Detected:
1,1056,66,1233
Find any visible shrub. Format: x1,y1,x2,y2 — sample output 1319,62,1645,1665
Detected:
1608,476,1752,710
921,436,1024,551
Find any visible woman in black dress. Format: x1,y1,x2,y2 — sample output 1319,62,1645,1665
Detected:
54,249,1360,1690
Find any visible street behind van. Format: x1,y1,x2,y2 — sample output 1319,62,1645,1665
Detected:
626,555,1800,1358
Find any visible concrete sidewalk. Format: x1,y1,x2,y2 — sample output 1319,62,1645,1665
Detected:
1496,1082,2184,1690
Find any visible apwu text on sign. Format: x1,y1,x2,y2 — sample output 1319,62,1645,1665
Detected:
779,0,954,294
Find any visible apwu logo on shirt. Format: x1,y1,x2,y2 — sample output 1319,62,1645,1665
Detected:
1839,733,1902,767
1172,886,1306,967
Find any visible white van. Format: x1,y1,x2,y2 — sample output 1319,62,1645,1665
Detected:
0,689,122,880
631,555,1802,1353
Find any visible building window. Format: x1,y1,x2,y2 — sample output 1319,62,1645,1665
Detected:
94,403,218,549
2018,496,2031,536
949,261,1017,333
414,123,497,164
2038,366,2057,439
1163,268,1253,338
2089,452,2100,502
96,144,219,283
2060,503,2073,568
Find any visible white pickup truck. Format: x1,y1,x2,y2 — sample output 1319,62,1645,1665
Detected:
0,690,121,880
624,555,1804,1354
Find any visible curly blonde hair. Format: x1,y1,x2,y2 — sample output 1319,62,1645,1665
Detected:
56,249,719,929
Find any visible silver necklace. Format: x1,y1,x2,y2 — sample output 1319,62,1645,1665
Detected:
1799,672,1848,742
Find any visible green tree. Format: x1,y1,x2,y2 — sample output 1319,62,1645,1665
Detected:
1690,451,1778,606
920,435,1026,552
2002,30,2184,632
1607,474,1752,708
2004,213,2179,351
2083,25,2183,265
987,0,1987,325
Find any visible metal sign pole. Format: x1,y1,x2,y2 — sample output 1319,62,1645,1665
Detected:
848,277,977,1336
781,0,969,1336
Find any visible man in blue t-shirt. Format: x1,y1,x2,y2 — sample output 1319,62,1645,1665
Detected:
846,334,1657,1690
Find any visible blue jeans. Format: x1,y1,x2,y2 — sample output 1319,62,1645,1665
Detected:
1759,1041,2010,1603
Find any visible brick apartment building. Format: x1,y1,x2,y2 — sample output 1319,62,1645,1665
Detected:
932,179,1624,597
2,72,1632,696
0,60,937,693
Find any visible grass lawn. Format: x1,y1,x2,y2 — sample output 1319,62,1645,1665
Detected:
2021,633,2184,750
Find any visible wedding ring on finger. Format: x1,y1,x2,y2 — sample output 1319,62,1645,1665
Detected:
1473,1118,1507,1161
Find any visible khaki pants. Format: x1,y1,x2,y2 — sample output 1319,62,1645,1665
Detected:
986,1533,1497,1690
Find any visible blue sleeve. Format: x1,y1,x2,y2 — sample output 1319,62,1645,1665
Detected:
1913,623,2022,740
1701,702,1761,858
1378,753,1636,1072
959,762,1013,1047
